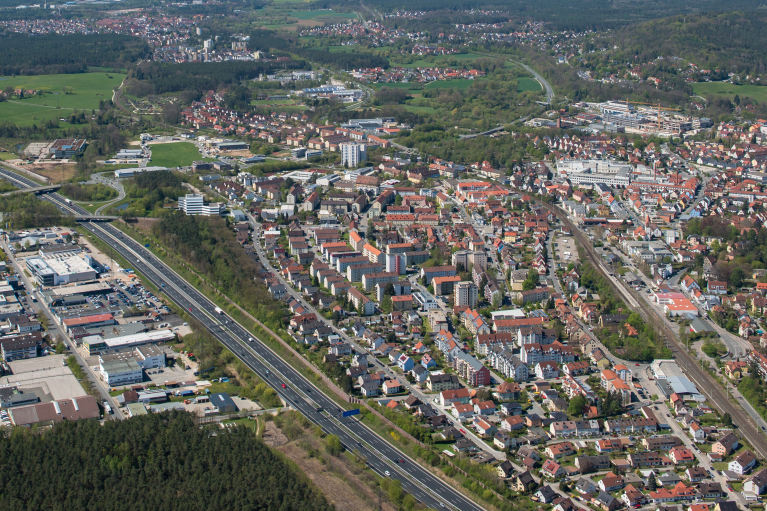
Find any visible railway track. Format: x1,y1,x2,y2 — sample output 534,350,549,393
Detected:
529,195,767,458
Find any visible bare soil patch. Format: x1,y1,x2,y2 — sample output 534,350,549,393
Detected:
28,162,77,182
262,421,288,447
125,217,160,233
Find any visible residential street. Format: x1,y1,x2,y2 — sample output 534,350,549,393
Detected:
247,213,508,459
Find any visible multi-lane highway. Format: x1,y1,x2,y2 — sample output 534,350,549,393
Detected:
0,166,484,511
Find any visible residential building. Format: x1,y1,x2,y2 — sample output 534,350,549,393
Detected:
454,281,478,308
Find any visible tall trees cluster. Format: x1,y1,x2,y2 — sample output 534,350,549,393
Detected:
151,211,285,332
0,411,332,511
0,34,149,75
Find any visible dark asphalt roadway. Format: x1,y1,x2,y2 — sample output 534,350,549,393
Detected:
0,167,483,511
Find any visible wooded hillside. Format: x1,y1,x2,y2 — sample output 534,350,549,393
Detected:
603,12,767,76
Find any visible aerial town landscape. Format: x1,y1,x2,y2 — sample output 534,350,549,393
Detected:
1,0,767,510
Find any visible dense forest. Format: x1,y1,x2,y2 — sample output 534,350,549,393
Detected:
151,211,286,331
0,34,149,75
599,13,767,77
128,59,306,98
118,170,186,217
0,193,71,229
0,411,332,511
313,0,767,30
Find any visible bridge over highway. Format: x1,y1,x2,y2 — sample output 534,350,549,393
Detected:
74,215,118,221
1,184,61,196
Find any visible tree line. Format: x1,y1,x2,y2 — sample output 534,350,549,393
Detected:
130,59,307,97
0,33,149,76
117,170,186,218
310,0,766,30
151,211,286,334
0,193,72,229
0,411,332,511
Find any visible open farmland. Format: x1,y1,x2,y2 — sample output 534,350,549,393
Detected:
692,81,767,104
0,72,125,126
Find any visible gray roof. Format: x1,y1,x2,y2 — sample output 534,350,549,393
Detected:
667,376,699,395
597,492,616,505
453,351,484,370
689,317,716,333
576,477,596,491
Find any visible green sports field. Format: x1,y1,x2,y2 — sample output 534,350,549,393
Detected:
0,72,125,126
148,142,215,169
692,81,767,104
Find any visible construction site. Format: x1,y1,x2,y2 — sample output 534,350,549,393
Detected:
593,100,713,135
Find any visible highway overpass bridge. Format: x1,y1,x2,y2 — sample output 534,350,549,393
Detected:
1,184,61,196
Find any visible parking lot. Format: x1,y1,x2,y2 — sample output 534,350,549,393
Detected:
554,236,578,266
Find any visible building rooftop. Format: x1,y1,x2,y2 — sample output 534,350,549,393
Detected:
101,359,141,374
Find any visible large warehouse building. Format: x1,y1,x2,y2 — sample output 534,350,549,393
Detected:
26,255,97,287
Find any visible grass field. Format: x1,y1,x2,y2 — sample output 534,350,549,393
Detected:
425,79,476,90
288,10,355,20
390,53,485,68
371,82,424,91
256,9,354,31
402,105,438,114
148,142,214,169
0,72,125,126
250,98,297,105
517,77,542,92
692,81,767,104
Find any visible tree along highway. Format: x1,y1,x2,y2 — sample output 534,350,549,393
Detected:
0,167,485,511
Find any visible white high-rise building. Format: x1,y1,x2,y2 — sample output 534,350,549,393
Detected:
454,281,478,308
178,194,224,216
341,142,366,168
178,194,203,215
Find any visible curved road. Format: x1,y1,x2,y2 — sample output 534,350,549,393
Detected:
476,53,553,104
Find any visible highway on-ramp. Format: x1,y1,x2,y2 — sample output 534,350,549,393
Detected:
0,166,484,511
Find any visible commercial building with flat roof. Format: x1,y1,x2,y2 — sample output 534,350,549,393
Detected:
43,281,112,300
99,345,166,371
114,166,167,178
83,329,175,355
210,392,238,414
9,396,99,427
650,360,685,380
100,359,143,386
62,313,116,334
26,255,96,287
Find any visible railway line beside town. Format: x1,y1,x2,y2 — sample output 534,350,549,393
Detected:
529,195,767,460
